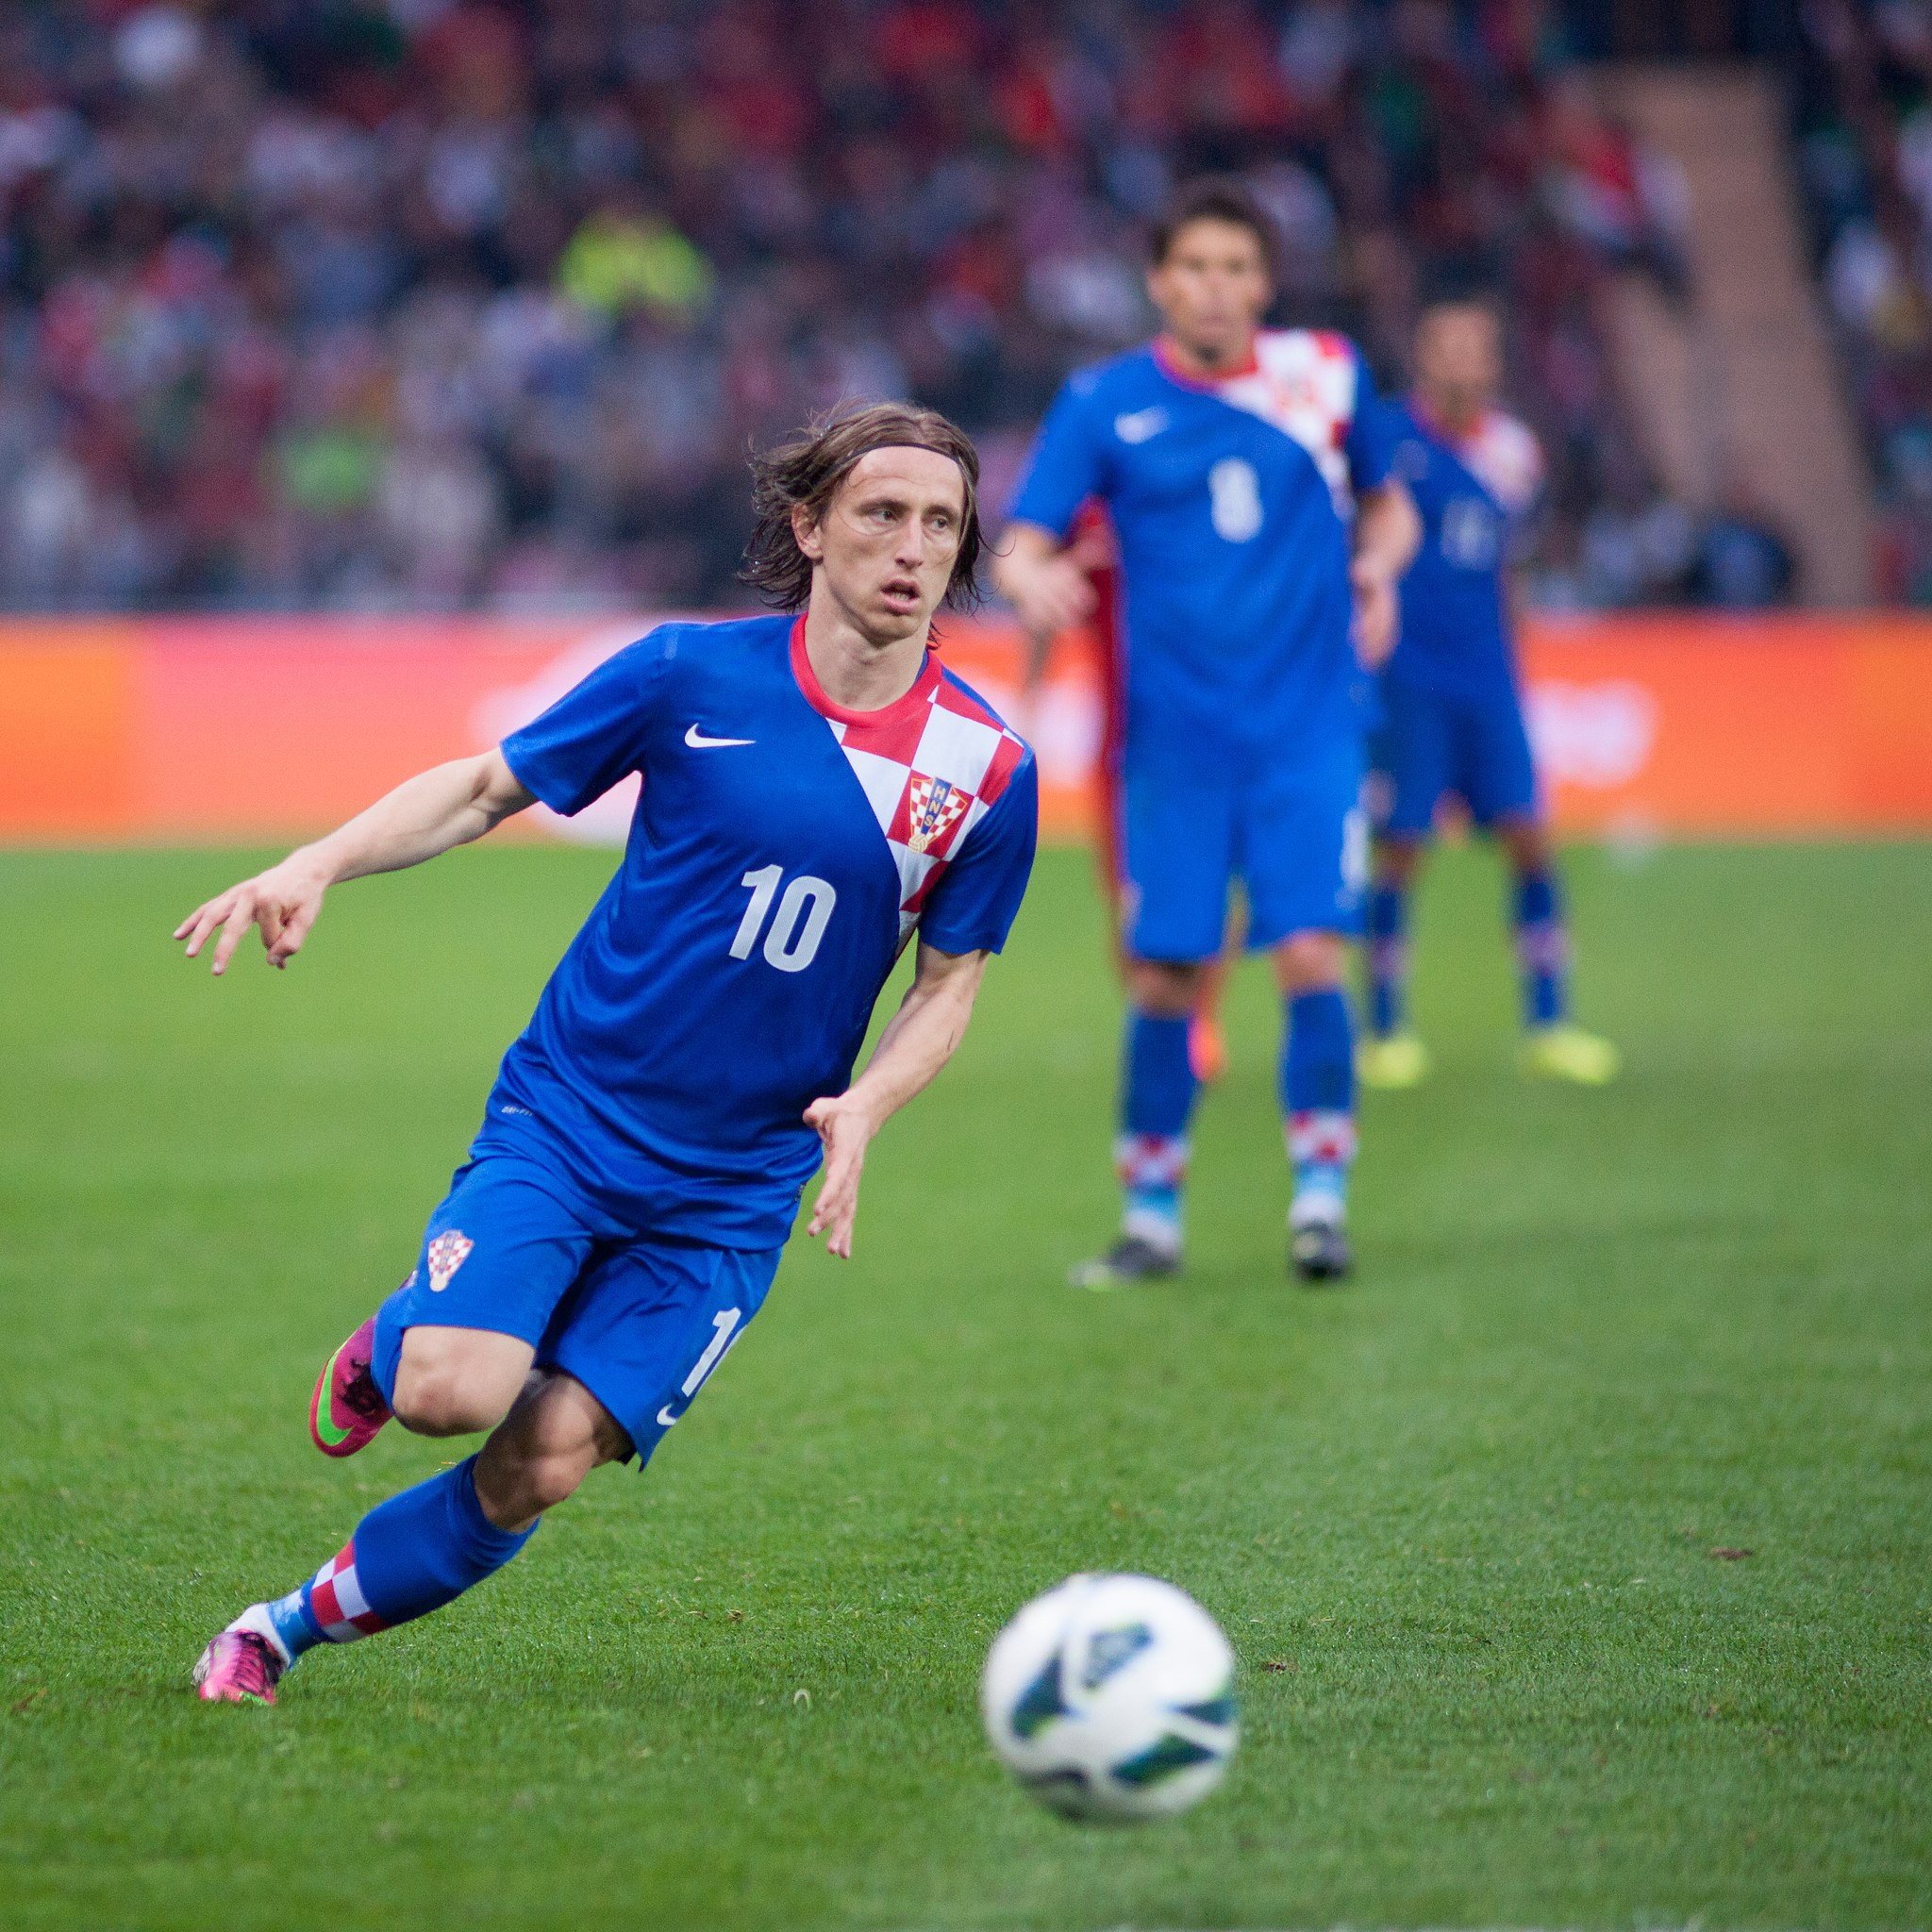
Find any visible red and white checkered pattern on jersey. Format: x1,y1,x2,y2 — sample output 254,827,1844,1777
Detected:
791,619,1026,948
306,1538,387,1642
1213,328,1362,514
1455,408,1544,516
1114,1131,1190,1191
1287,1108,1358,1168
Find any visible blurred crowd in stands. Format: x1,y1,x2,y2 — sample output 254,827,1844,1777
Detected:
1794,0,1932,604
0,0,1786,613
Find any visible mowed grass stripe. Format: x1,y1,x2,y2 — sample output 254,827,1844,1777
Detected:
1,841,1927,1930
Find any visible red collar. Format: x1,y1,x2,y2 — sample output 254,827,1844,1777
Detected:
1153,334,1259,390
789,614,940,727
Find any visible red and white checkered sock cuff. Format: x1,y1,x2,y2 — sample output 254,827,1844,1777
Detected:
1286,1109,1357,1169
305,1539,388,1643
1113,1132,1190,1191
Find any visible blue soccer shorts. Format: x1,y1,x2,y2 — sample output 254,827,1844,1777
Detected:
378,1153,782,1467
1116,738,1367,961
1369,677,1540,839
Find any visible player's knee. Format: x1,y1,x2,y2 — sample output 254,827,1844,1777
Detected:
391,1365,509,1439
520,1445,597,1513
1124,957,1201,1016
1274,931,1345,993
1498,819,1548,872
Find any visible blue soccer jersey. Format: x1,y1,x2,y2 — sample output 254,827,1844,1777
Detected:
484,613,1037,1249
1008,329,1395,770
1384,398,1544,697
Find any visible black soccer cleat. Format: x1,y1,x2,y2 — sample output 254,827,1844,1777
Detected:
1069,1234,1180,1291
1290,1219,1353,1285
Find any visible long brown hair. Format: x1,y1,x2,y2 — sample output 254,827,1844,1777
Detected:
741,402,985,611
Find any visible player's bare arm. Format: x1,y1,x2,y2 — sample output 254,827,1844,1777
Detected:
174,750,535,975
805,941,990,1260
1349,477,1423,670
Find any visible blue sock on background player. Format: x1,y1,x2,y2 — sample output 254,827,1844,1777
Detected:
1365,883,1407,1038
1281,989,1357,1227
1116,1008,1195,1253
263,1455,535,1663
1513,870,1570,1027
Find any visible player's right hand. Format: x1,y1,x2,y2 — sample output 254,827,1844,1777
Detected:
1005,552,1098,645
174,859,329,976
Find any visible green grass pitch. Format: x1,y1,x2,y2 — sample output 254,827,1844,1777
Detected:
2,839,1929,1930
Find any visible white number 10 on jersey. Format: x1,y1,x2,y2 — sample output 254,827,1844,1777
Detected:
731,865,838,973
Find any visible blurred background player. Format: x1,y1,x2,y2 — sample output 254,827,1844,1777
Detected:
996,178,1419,1288
180,405,1037,1705
1359,293,1619,1091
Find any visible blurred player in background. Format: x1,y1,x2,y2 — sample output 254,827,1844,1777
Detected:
179,405,1037,1705
996,179,1420,1288
1359,293,1619,1089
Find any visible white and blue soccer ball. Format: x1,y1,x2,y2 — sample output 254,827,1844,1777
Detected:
980,1573,1238,1822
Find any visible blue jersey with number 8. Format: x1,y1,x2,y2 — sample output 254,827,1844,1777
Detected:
485,613,1037,1248
1008,330,1393,774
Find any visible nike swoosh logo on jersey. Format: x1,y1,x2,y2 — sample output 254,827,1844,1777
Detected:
685,724,755,748
1114,406,1169,444
657,1404,679,1427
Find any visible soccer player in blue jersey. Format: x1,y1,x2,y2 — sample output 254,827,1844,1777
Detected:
1359,293,1618,1090
995,178,1419,1286
177,403,1037,1704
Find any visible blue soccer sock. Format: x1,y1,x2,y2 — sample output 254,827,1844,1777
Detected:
1280,988,1357,1227
261,1455,536,1666
1513,869,1571,1027
1364,883,1408,1038
1115,1008,1197,1251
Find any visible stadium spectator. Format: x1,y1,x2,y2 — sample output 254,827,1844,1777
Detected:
1792,0,1932,601
0,0,1669,612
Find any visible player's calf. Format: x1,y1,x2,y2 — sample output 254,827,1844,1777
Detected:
474,1372,631,1532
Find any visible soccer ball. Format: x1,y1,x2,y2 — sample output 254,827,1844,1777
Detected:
980,1573,1238,1822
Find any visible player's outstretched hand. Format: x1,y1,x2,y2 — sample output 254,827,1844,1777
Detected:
802,1093,878,1260
174,858,329,976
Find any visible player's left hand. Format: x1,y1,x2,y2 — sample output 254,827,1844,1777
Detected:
1350,560,1400,670
803,1093,878,1259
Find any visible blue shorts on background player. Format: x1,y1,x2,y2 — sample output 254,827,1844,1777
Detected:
1361,296,1618,1093
182,405,1037,1707
994,177,1421,1286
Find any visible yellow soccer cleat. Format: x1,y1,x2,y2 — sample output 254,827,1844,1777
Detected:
1519,1023,1621,1086
1357,1032,1431,1090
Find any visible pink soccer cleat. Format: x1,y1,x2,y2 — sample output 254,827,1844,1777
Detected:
193,1621,286,1706
309,1315,391,1458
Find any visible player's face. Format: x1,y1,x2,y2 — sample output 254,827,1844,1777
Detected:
1415,307,1502,422
1146,219,1273,365
799,445,967,644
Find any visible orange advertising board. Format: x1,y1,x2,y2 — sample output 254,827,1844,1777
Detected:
1,613,1928,844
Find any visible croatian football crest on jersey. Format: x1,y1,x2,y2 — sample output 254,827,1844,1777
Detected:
426,1230,474,1292
907,774,970,854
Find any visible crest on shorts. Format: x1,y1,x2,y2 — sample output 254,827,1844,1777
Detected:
426,1230,474,1293
906,774,969,855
